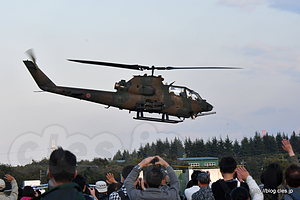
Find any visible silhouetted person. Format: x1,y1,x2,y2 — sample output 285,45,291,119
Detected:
34,147,85,200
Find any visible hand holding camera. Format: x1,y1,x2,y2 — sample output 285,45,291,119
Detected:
138,156,169,169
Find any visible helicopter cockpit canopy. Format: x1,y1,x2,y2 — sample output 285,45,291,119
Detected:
169,86,202,101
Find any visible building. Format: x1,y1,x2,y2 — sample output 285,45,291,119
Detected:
178,157,219,168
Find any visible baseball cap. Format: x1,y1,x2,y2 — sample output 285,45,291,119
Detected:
95,181,107,193
0,179,5,190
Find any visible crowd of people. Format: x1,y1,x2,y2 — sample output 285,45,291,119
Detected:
0,139,299,200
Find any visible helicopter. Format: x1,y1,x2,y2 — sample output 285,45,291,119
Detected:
23,50,240,123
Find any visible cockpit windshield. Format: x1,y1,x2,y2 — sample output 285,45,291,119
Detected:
169,86,202,101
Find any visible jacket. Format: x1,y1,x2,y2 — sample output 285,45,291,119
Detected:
33,182,85,200
124,166,180,200
0,179,18,200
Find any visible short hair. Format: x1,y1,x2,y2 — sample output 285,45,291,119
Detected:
219,156,237,173
145,167,163,188
49,147,77,183
197,172,210,184
122,165,135,180
72,174,86,191
231,187,249,200
285,164,300,188
191,170,202,185
107,182,122,196
22,186,35,198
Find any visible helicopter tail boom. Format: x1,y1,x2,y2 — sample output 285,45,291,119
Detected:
23,60,56,90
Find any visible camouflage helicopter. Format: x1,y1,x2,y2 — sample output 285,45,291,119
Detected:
23,50,240,123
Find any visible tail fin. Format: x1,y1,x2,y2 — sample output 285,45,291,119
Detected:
23,60,56,90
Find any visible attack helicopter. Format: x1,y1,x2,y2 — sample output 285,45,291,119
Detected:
23,50,240,123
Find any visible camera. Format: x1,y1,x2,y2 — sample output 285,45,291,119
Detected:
150,157,159,164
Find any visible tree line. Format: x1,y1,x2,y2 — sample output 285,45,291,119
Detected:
114,132,298,160
0,131,299,187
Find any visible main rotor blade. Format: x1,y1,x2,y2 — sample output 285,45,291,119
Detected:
161,66,242,70
68,59,150,71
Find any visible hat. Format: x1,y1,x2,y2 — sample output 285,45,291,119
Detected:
0,179,5,190
197,172,210,184
95,181,107,193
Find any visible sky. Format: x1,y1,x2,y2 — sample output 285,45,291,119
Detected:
1,0,300,166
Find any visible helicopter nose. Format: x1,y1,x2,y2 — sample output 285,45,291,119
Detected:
201,101,213,112
206,103,213,111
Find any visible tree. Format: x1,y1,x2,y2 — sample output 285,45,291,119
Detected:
224,135,233,156
275,132,285,154
232,139,240,156
253,132,263,155
263,134,278,154
113,150,123,160
184,137,193,157
290,131,300,153
170,137,184,158
194,138,207,157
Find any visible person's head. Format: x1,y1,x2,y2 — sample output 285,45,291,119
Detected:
22,186,36,197
197,172,210,186
264,163,283,188
95,181,107,194
263,163,283,200
121,165,135,182
107,182,122,196
145,166,163,188
191,170,202,185
219,156,237,174
72,174,87,191
230,187,250,200
285,164,300,188
48,147,77,184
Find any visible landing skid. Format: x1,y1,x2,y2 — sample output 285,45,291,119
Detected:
134,111,183,123
133,116,183,124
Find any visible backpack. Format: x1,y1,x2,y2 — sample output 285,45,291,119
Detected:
218,179,241,200
117,190,130,200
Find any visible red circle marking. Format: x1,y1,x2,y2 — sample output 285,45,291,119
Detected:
86,93,91,98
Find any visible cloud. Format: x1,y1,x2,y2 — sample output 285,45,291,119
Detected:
269,0,300,14
240,41,300,78
218,0,267,12
251,106,291,115
219,0,300,14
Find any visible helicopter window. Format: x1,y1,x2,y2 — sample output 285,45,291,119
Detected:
191,91,202,101
186,89,192,99
169,86,186,97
